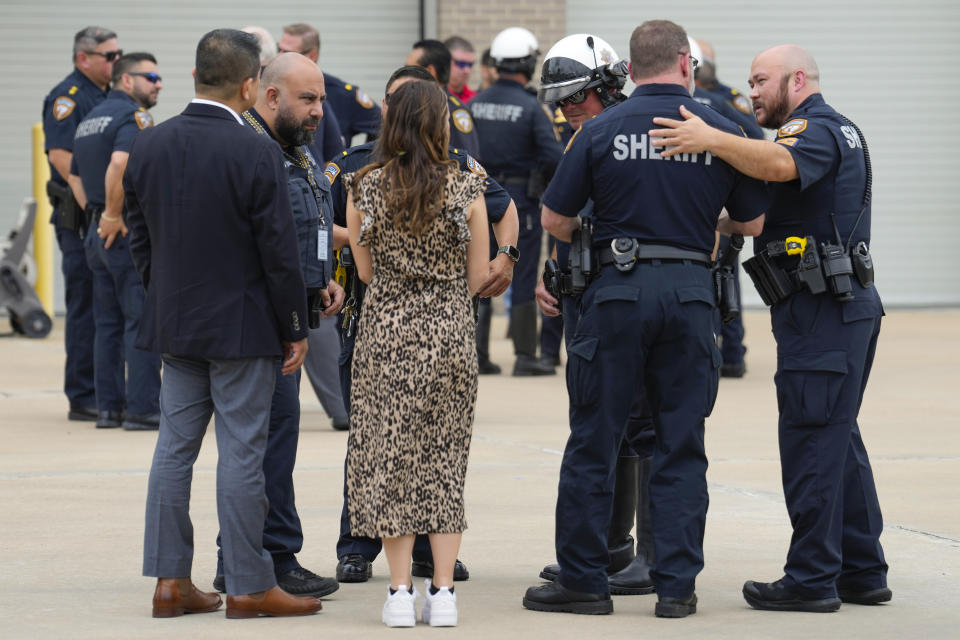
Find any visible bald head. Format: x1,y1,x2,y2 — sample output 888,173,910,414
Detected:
753,44,820,86
749,44,821,128
256,52,326,147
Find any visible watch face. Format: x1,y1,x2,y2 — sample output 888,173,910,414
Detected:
499,245,520,262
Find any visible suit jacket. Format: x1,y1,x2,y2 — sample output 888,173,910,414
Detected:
124,101,308,359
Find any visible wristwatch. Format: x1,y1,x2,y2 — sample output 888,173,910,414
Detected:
497,245,520,263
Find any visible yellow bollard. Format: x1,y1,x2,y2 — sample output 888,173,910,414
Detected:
31,123,54,316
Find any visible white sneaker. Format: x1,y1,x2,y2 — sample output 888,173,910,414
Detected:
422,578,458,627
382,584,418,627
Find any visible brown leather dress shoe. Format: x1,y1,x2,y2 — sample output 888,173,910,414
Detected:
153,578,223,618
225,585,322,618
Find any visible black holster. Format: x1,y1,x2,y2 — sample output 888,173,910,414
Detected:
46,180,86,235
714,234,743,323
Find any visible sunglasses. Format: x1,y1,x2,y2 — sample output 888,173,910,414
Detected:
87,49,123,62
453,60,474,69
557,89,589,107
130,71,162,84
277,45,313,55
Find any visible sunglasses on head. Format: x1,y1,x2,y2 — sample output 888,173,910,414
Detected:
130,71,162,84
557,89,589,107
87,49,123,62
453,60,474,69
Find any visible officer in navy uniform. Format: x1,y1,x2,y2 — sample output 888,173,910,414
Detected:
405,39,482,159
691,38,764,379
522,20,766,618
42,26,119,422
533,33,661,597
470,27,562,376
70,53,162,430
651,43,891,613
207,53,345,599
328,65,519,584
279,23,382,146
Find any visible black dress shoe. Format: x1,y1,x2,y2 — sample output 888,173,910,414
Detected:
478,359,502,375
96,410,123,429
838,586,892,605
720,361,746,378
68,405,98,422
742,579,841,612
335,554,372,583
655,593,697,618
512,355,556,377
331,416,350,431
411,558,469,581
608,555,655,595
212,574,226,593
122,412,160,430
277,567,339,598
522,580,612,615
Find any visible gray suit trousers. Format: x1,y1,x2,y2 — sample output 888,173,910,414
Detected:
304,316,347,421
143,354,278,595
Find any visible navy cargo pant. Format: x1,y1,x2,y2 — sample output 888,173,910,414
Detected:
555,261,719,598
217,362,304,574
771,284,887,598
334,328,431,561
54,213,95,409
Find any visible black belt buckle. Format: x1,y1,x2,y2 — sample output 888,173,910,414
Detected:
610,238,638,272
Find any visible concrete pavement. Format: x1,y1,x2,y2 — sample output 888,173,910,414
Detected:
0,309,958,638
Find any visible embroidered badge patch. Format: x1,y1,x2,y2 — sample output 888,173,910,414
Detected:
452,109,473,133
778,118,808,137
776,136,799,147
323,162,341,185
134,110,154,129
53,96,76,121
355,89,374,109
466,155,487,176
732,93,753,115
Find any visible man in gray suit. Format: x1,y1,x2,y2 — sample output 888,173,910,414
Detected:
125,29,321,619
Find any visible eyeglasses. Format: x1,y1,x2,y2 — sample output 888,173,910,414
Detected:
557,89,589,107
453,60,474,69
680,50,699,71
130,72,162,84
86,49,123,62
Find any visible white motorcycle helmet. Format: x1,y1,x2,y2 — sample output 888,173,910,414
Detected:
686,36,703,96
490,26,540,77
539,33,628,108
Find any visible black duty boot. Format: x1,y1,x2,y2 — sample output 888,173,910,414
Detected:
476,300,501,375
511,302,555,376
607,455,639,575
608,456,656,595
742,579,841,612
523,581,612,615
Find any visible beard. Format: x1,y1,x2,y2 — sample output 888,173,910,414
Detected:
276,105,319,147
755,74,792,129
132,86,157,109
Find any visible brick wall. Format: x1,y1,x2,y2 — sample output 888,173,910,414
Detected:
436,0,566,90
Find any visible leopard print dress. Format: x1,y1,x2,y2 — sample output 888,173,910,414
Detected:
343,166,486,538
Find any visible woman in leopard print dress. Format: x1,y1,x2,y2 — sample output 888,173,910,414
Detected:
344,79,489,614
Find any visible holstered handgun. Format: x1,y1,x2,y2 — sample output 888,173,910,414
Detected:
46,180,86,235
714,234,743,323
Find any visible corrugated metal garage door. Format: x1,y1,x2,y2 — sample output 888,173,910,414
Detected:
566,1,960,306
2,1,419,312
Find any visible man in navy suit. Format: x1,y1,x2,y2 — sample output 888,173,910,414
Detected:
126,29,321,619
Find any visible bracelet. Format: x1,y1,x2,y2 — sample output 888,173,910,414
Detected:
101,214,121,222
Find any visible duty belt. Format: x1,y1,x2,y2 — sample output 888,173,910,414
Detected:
598,240,713,272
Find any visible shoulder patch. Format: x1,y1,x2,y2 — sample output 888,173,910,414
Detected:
323,162,342,184
553,107,567,124
355,88,374,109
452,108,474,134
776,136,799,147
778,118,808,137
134,110,154,130
52,96,76,121
68,86,78,96
564,126,582,153
466,155,487,176
732,93,752,115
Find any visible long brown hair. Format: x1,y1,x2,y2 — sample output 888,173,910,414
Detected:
352,80,456,235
